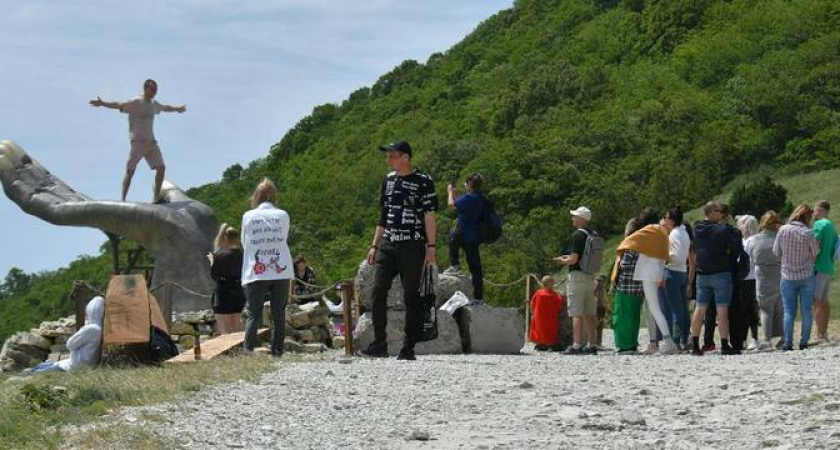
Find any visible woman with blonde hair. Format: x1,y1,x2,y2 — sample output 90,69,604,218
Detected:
748,211,783,349
207,223,246,334
773,204,819,351
241,178,293,356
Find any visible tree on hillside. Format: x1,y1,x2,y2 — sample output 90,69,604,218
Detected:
729,176,793,218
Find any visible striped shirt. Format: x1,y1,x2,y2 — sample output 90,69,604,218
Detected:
773,221,818,280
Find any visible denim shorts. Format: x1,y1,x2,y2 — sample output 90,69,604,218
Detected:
696,272,732,307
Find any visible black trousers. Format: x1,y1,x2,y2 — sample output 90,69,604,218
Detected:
730,279,758,352
704,298,717,346
448,229,484,300
371,240,425,350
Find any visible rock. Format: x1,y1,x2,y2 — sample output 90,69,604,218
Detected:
620,411,646,426
310,310,331,327
198,324,215,336
284,323,296,337
50,344,68,353
518,382,535,389
53,335,68,345
13,332,53,351
356,261,474,311
294,330,315,342
254,348,271,356
406,431,430,441
354,310,463,356
463,306,525,354
284,340,305,353
289,311,311,329
286,304,303,315
332,336,346,350
302,343,327,354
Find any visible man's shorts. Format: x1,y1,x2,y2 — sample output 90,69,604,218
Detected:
127,140,165,171
696,272,732,307
566,270,596,316
815,273,832,300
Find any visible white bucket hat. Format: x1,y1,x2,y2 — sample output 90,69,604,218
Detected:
570,206,592,221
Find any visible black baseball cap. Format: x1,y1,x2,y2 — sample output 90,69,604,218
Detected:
379,140,412,157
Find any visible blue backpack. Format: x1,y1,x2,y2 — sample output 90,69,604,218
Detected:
478,196,503,244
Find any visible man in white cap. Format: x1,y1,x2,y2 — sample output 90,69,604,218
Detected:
555,206,599,354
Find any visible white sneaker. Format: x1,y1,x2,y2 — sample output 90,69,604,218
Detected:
756,340,772,351
747,339,760,351
658,339,679,355
641,343,659,355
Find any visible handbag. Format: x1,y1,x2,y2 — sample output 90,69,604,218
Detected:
417,264,439,342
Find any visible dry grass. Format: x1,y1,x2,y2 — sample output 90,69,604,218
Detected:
0,355,277,449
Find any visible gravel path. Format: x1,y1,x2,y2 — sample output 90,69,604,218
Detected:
117,336,840,450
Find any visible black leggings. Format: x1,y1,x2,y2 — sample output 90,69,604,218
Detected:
448,229,484,300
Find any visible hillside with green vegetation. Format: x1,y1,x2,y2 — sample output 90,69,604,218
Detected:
2,0,839,341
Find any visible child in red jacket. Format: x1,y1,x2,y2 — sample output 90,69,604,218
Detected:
529,275,565,351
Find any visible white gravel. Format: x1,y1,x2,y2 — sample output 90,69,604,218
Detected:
114,335,840,450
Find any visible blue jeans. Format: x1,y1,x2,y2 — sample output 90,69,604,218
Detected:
662,269,689,345
244,279,290,355
31,361,64,374
781,276,815,348
696,272,732,307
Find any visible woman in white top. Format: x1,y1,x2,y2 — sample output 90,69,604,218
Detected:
660,207,691,349
241,178,293,356
737,214,761,351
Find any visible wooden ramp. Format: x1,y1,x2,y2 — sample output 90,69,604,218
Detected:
166,328,269,363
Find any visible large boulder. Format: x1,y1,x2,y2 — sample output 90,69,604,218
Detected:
355,261,474,311
463,306,525,354
354,310,462,355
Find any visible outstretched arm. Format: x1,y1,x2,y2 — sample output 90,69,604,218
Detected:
158,103,187,113
89,96,121,110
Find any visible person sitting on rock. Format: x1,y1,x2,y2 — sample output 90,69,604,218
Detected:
529,276,565,351
29,296,105,374
293,255,318,303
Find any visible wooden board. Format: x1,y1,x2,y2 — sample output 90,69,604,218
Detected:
166,328,269,363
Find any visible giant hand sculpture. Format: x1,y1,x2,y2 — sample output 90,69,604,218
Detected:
0,140,218,312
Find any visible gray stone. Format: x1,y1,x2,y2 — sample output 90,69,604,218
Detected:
310,309,331,327
354,310,462,356
50,344,68,353
198,324,215,336
0,141,218,312
283,340,305,353
13,332,53,351
332,336,346,349
356,261,474,311
620,411,647,426
294,330,315,342
302,343,327,353
289,311,311,329
464,306,525,354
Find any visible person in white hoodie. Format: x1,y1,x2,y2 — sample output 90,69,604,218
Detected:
30,296,105,374
241,178,293,356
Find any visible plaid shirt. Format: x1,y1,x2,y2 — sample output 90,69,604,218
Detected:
615,250,644,297
773,221,819,280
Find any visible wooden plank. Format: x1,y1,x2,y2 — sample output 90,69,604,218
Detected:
166,328,269,363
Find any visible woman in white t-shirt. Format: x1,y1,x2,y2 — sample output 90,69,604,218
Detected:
241,178,293,356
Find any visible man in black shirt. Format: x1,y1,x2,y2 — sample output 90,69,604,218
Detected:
362,140,438,361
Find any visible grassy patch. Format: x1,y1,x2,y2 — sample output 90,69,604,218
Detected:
0,355,276,449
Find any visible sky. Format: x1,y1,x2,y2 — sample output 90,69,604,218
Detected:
0,0,512,279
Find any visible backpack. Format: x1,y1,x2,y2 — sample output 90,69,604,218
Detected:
149,326,179,363
478,196,503,244
735,250,751,281
834,238,840,261
578,229,606,275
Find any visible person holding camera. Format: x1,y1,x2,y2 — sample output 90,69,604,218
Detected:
444,174,486,305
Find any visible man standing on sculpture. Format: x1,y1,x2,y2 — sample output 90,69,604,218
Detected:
90,79,186,203
362,140,438,361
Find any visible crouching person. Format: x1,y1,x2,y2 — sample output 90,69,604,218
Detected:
30,296,105,374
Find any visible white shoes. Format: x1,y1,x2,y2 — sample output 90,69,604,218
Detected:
658,338,679,355
747,339,761,351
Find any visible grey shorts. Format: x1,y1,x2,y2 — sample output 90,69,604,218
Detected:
815,273,832,300
566,271,596,317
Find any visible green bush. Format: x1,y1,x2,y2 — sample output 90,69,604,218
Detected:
729,175,793,218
